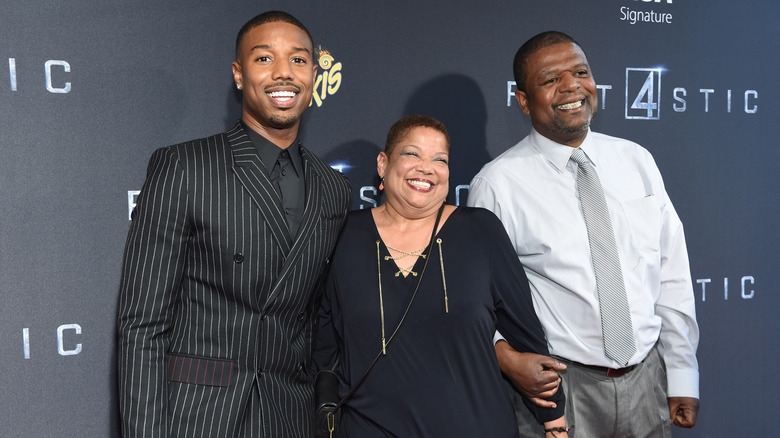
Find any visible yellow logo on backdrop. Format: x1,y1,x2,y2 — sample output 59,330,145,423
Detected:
310,47,342,107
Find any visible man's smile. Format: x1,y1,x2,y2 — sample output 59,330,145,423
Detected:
556,99,585,111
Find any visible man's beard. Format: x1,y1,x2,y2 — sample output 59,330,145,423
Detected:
268,113,300,129
551,103,594,135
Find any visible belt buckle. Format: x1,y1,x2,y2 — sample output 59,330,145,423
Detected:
606,366,632,377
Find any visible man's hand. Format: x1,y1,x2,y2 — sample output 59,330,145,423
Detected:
495,340,565,408
668,397,699,428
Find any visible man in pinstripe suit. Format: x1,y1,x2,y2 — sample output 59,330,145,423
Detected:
116,11,351,437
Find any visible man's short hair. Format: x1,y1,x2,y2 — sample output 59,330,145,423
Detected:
384,114,451,156
235,11,314,60
513,31,581,93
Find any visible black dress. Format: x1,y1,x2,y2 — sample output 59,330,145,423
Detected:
315,207,564,437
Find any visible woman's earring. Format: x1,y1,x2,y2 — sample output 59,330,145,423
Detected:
378,177,384,191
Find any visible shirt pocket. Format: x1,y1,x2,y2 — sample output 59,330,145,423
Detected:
621,195,662,253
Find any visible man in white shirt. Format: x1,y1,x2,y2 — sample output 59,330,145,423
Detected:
468,31,699,437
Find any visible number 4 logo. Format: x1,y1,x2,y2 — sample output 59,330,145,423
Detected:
625,68,662,120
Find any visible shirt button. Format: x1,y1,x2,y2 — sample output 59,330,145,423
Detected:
233,253,244,263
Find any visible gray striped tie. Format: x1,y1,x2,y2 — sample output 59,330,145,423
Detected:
570,147,636,366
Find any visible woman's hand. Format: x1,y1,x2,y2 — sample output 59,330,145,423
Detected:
543,416,569,438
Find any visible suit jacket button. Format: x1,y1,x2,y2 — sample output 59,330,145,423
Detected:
261,313,268,320
297,362,305,372
297,312,305,321
233,253,244,263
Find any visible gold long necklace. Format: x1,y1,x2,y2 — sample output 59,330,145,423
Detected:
384,243,427,277
437,238,448,313
376,235,450,355
376,240,387,355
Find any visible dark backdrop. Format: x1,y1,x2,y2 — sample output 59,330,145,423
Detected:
1,1,776,436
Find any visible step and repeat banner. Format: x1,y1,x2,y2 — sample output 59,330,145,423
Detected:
1,0,776,436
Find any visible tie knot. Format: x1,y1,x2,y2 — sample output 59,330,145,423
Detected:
569,147,589,166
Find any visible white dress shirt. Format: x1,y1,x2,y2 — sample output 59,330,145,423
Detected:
469,128,699,398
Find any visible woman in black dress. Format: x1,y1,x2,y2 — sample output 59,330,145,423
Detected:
315,115,568,437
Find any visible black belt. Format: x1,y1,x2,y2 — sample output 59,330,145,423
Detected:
577,363,636,377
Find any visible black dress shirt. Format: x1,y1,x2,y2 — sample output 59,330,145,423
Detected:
241,121,305,236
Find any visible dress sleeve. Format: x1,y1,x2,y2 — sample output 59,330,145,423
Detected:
485,210,566,423
314,257,341,372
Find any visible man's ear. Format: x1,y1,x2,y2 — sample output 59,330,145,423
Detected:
515,90,530,115
232,62,242,88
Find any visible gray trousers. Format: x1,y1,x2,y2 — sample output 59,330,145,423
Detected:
508,347,671,438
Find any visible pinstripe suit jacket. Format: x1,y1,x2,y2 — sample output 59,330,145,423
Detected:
117,122,351,438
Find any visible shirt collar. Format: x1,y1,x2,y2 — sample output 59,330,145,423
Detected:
241,121,303,176
529,128,597,172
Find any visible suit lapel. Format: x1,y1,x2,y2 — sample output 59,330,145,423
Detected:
262,148,323,307
228,123,293,253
